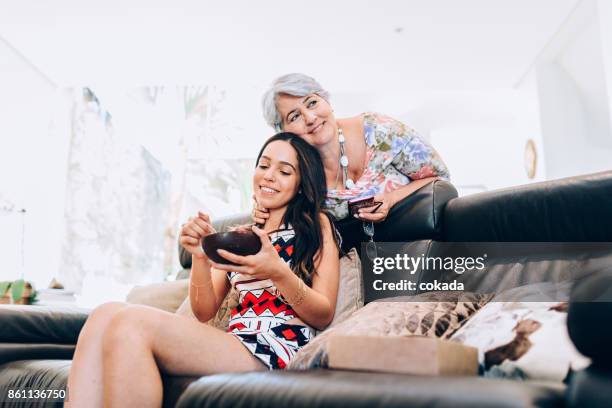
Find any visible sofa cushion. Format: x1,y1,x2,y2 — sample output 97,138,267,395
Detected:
0,360,70,407
0,360,198,408
176,370,565,408
126,280,189,313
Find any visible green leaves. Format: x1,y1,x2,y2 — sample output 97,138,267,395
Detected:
0,281,10,296
0,280,37,304
11,279,25,301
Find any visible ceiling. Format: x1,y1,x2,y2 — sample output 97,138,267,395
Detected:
0,0,580,92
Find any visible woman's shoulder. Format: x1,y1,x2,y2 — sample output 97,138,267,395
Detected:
340,112,401,133
361,111,403,126
359,112,412,148
360,112,412,133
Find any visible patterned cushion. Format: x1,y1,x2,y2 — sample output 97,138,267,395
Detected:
450,283,590,381
288,291,492,369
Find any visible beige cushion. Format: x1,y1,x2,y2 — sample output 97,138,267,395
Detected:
174,295,196,319
176,288,239,330
125,280,189,312
328,248,363,328
288,291,493,369
125,277,239,330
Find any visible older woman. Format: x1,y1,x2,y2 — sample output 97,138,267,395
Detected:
255,73,450,250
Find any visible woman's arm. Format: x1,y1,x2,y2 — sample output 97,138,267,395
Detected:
179,212,231,323
189,258,230,323
389,118,449,181
356,113,448,222
272,215,340,330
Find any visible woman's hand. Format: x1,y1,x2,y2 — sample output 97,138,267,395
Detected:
356,192,391,223
251,194,269,226
179,211,217,260
210,225,289,281
355,178,438,223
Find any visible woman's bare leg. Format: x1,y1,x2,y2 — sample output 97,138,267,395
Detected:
66,302,129,408
102,304,265,407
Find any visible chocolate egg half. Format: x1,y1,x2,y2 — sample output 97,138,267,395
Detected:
202,230,262,265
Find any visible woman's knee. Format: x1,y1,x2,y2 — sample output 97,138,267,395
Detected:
80,302,128,338
102,305,155,353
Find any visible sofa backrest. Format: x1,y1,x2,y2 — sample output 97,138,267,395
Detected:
366,171,612,302
442,170,612,242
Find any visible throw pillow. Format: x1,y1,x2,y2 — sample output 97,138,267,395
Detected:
450,282,591,381
327,248,364,329
125,280,189,313
288,291,492,369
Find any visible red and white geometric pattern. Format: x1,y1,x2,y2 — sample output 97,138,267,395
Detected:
227,227,312,369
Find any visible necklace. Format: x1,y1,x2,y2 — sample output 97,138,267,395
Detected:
337,127,355,189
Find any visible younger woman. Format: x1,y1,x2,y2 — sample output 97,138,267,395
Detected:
67,132,340,407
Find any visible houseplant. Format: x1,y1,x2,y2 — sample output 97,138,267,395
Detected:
0,281,10,304
0,280,37,305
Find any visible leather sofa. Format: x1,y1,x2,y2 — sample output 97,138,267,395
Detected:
1,171,611,407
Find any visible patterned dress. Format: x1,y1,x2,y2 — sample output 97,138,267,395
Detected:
325,112,450,220
227,227,311,369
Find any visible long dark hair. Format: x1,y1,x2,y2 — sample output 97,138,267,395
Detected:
255,132,340,286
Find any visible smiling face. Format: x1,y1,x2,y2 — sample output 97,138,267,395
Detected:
276,93,336,147
253,140,301,211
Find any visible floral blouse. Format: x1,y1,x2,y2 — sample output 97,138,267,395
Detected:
325,112,450,220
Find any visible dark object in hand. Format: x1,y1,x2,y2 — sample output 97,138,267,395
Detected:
202,230,262,265
349,195,383,217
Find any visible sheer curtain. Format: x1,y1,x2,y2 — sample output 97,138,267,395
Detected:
59,85,266,302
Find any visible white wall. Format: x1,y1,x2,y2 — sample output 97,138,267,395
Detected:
515,69,547,182
422,91,544,194
333,89,544,195
0,36,71,288
534,0,612,179
596,0,612,136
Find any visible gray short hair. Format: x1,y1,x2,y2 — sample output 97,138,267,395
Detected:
262,73,331,131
